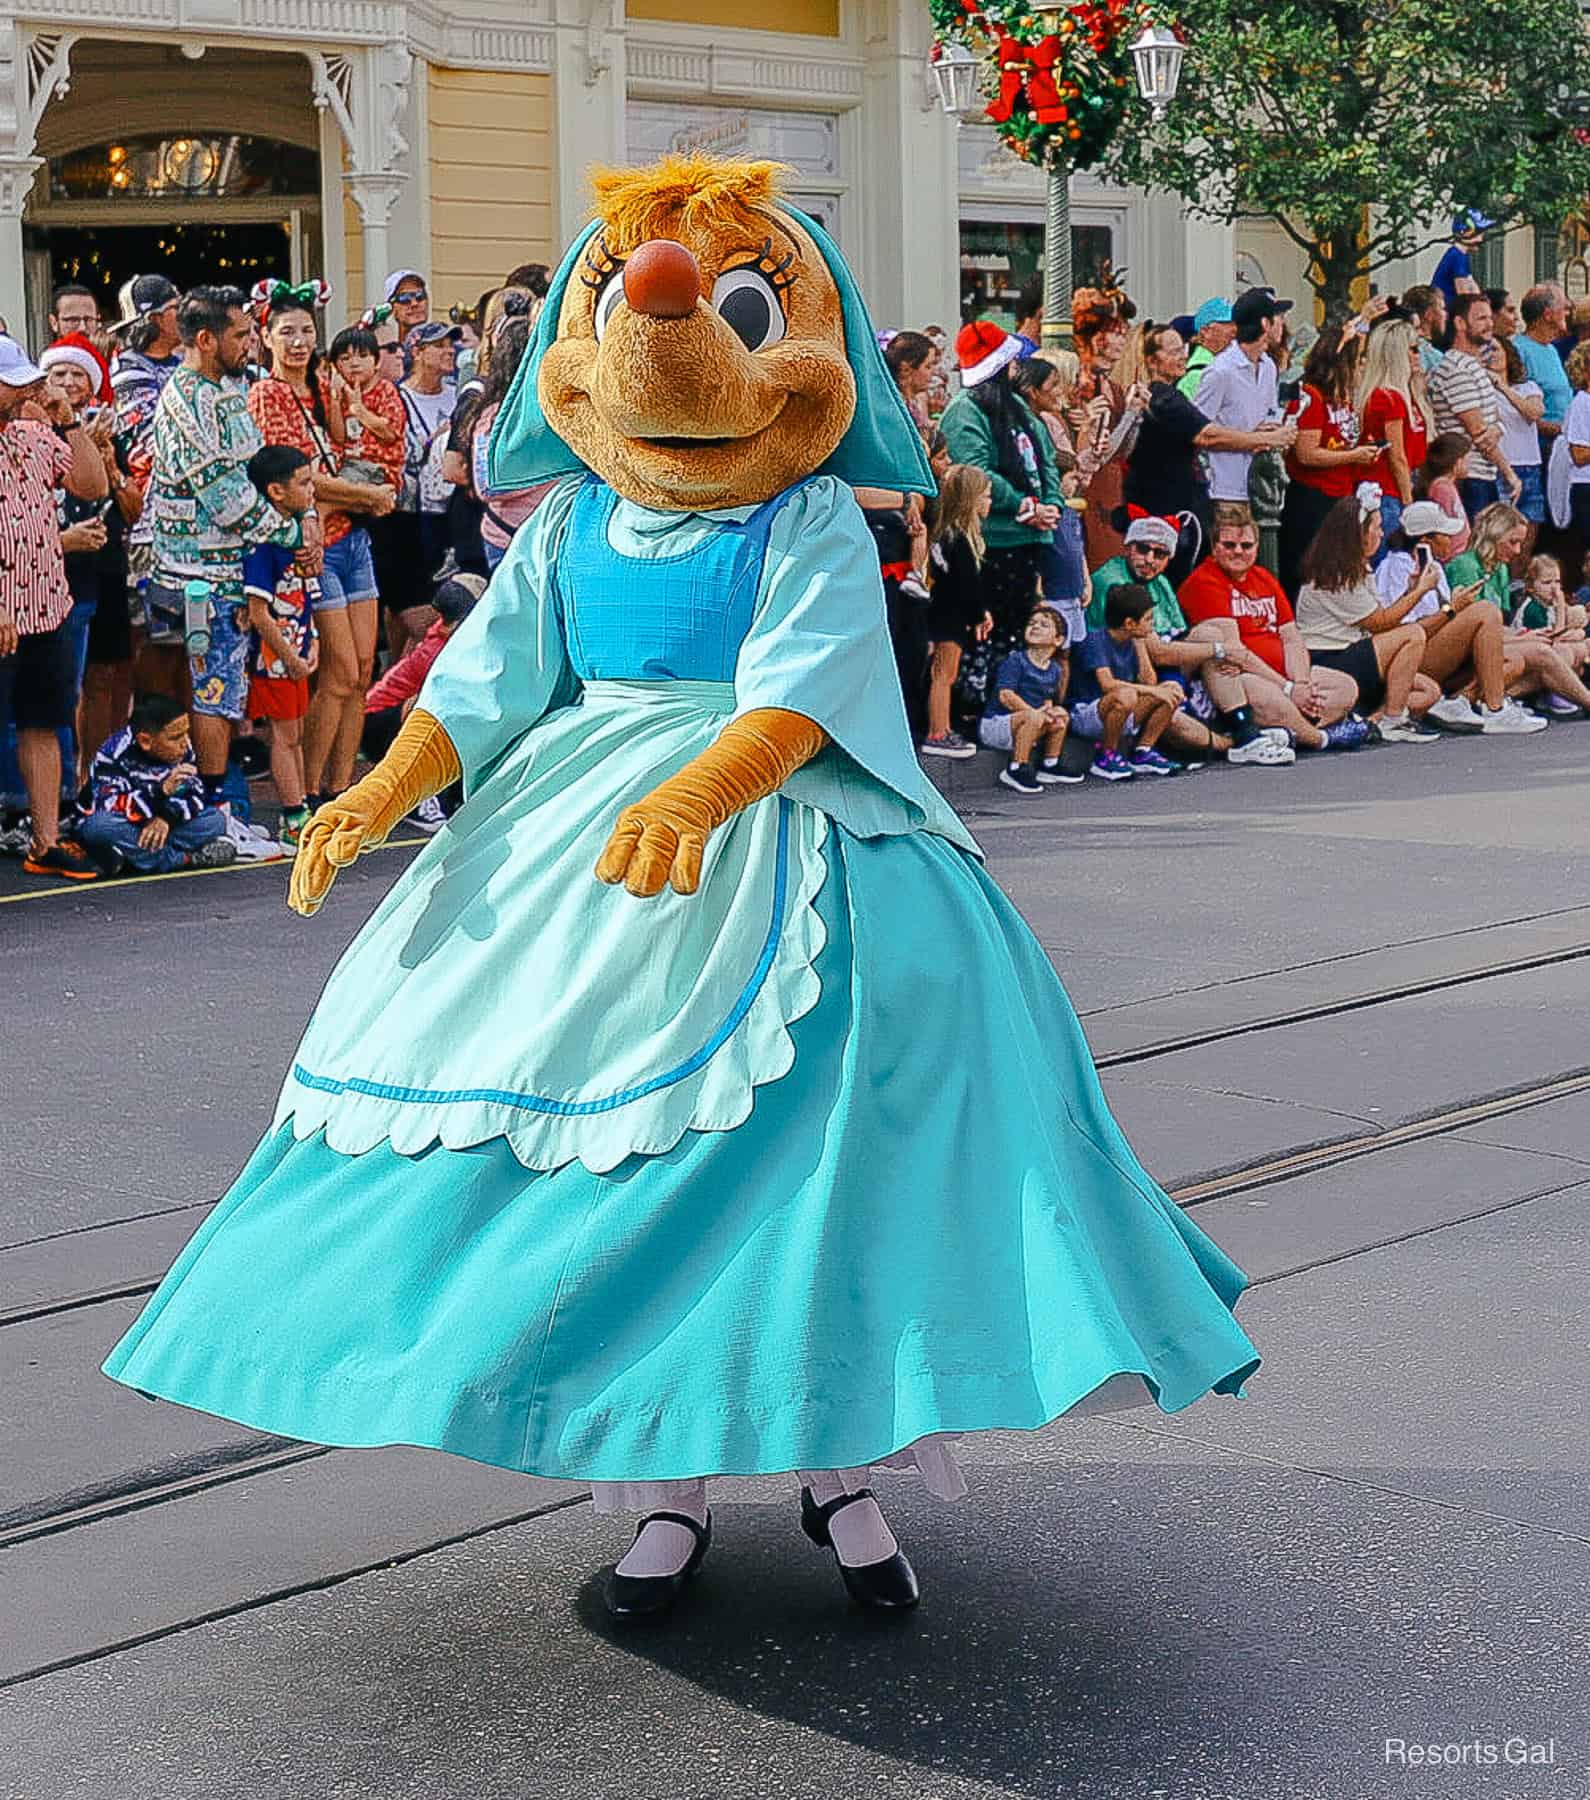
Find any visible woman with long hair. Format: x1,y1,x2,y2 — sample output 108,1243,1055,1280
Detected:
468,317,557,569
1356,318,1434,544
1294,486,1441,739
920,463,995,757
1278,327,1382,597
1012,354,1091,641
939,322,1063,699
247,286,396,808
1071,288,1147,568
1445,502,1590,715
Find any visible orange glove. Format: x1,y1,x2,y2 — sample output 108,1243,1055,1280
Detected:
596,707,827,898
289,708,462,917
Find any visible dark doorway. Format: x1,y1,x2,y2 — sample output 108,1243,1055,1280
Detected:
36,220,298,311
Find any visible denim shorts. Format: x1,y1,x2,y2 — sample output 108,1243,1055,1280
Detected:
316,528,379,612
189,601,251,721
1512,463,1546,525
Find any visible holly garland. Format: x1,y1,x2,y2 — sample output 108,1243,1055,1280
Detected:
930,0,1161,169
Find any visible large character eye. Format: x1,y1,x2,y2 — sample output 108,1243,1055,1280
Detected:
592,273,627,340
710,266,787,352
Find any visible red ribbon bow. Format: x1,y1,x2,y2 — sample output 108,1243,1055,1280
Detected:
985,31,1068,127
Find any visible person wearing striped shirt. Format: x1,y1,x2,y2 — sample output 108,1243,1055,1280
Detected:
1429,294,1521,517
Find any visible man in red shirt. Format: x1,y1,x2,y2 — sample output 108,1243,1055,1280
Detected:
1178,504,1369,751
0,334,109,878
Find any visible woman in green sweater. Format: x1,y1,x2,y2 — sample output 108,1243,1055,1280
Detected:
940,322,1063,687
1447,503,1590,715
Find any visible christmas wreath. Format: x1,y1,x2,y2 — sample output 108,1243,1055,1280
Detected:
930,0,1159,169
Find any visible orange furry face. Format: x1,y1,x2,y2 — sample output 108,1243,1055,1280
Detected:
539,198,856,511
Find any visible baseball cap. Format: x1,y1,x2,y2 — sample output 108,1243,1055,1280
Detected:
1169,313,1195,340
406,320,462,348
1453,210,1494,237
1231,287,1294,330
0,334,44,387
107,273,180,335
1400,499,1466,538
1192,297,1233,332
384,269,427,302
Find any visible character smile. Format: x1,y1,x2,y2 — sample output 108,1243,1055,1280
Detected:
638,435,737,449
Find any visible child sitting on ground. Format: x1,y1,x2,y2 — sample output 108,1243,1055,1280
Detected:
77,694,236,876
1512,554,1589,675
921,464,995,760
977,605,1082,794
1068,584,1184,782
242,445,321,849
360,572,486,831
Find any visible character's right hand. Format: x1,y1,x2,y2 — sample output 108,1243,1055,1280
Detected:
289,791,377,915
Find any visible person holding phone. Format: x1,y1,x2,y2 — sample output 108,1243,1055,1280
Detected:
1373,500,1545,732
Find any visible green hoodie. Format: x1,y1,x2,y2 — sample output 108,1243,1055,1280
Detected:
939,385,1062,550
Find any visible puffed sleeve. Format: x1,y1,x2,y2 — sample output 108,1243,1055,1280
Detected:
731,476,981,858
416,477,582,792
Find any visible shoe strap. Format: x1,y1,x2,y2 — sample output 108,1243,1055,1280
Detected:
807,1486,876,1533
633,1508,710,1546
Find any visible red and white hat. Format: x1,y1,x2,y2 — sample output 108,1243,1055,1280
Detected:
40,333,112,402
955,320,1024,389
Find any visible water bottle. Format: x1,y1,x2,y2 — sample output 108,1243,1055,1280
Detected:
182,579,212,658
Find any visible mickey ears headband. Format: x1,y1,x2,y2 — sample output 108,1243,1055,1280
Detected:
251,278,333,316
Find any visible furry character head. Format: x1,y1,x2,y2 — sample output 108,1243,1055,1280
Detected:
535,156,858,510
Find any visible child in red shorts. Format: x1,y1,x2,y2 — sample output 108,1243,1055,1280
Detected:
244,445,321,847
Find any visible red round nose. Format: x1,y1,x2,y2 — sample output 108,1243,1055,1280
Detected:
621,240,702,320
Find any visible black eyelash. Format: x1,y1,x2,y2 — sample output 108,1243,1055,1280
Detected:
723,238,798,297
579,236,623,292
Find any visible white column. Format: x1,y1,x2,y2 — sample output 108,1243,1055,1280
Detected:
346,172,405,308
551,0,627,248
0,155,40,340
859,0,958,333
1182,208,1235,309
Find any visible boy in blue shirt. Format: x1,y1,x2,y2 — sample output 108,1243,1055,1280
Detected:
77,693,235,875
977,606,1082,794
1069,585,1183,781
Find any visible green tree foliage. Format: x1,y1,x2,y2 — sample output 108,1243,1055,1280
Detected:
1100,0,1590,317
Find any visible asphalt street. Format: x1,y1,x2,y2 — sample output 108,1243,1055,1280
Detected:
2,726,1588,1800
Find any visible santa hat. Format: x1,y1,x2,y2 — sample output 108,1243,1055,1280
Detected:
40,333,112,403
955,320,1023,389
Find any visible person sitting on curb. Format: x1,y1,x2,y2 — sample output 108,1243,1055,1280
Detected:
977,605,1081,793
76,693,237,876
1068,584,1186,780
1178,503,1371,752
1374,501,1546,734
1091,511,1295,766
1444,503,1590,719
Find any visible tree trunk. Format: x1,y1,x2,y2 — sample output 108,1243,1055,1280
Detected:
1312,235,1365,326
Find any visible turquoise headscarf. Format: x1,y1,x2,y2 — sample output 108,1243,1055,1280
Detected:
488,203,934,498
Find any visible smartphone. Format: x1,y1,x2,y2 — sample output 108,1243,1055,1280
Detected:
95,497,116,522
1415,543,1433,571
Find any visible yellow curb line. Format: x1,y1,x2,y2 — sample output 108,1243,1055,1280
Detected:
0,836,427,905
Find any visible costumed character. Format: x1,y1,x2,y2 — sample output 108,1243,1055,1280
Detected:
105,156,1260,1622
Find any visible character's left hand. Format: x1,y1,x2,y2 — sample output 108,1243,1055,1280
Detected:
596,793,714,899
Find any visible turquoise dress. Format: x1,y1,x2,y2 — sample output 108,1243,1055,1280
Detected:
104,473,1259,1493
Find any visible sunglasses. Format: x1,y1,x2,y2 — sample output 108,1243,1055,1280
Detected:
1133,544,1172,559
392,287,427,303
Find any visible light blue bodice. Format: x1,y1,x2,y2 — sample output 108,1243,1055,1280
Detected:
552,478,801,683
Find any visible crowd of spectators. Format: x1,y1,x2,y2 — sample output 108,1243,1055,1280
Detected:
0,262,545,877
2,226,1585,884
879,228,1590,792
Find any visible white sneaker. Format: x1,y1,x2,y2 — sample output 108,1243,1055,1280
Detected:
1377,713,1442,744
221,807,285,862
1479,699,1549,735
408,795,447,834
1228,734,1296,766
1427,695,1483,733
1259,727,1293,747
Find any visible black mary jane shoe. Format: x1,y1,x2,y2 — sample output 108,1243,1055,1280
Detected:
603,1509,713,1623
800,1486,920,1611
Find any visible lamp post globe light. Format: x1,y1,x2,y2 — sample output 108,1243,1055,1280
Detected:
928,5,1187,350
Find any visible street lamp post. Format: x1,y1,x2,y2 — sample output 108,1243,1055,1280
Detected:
931,16,1186,350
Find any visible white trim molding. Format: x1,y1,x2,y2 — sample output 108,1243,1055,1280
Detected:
627,35,863,108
